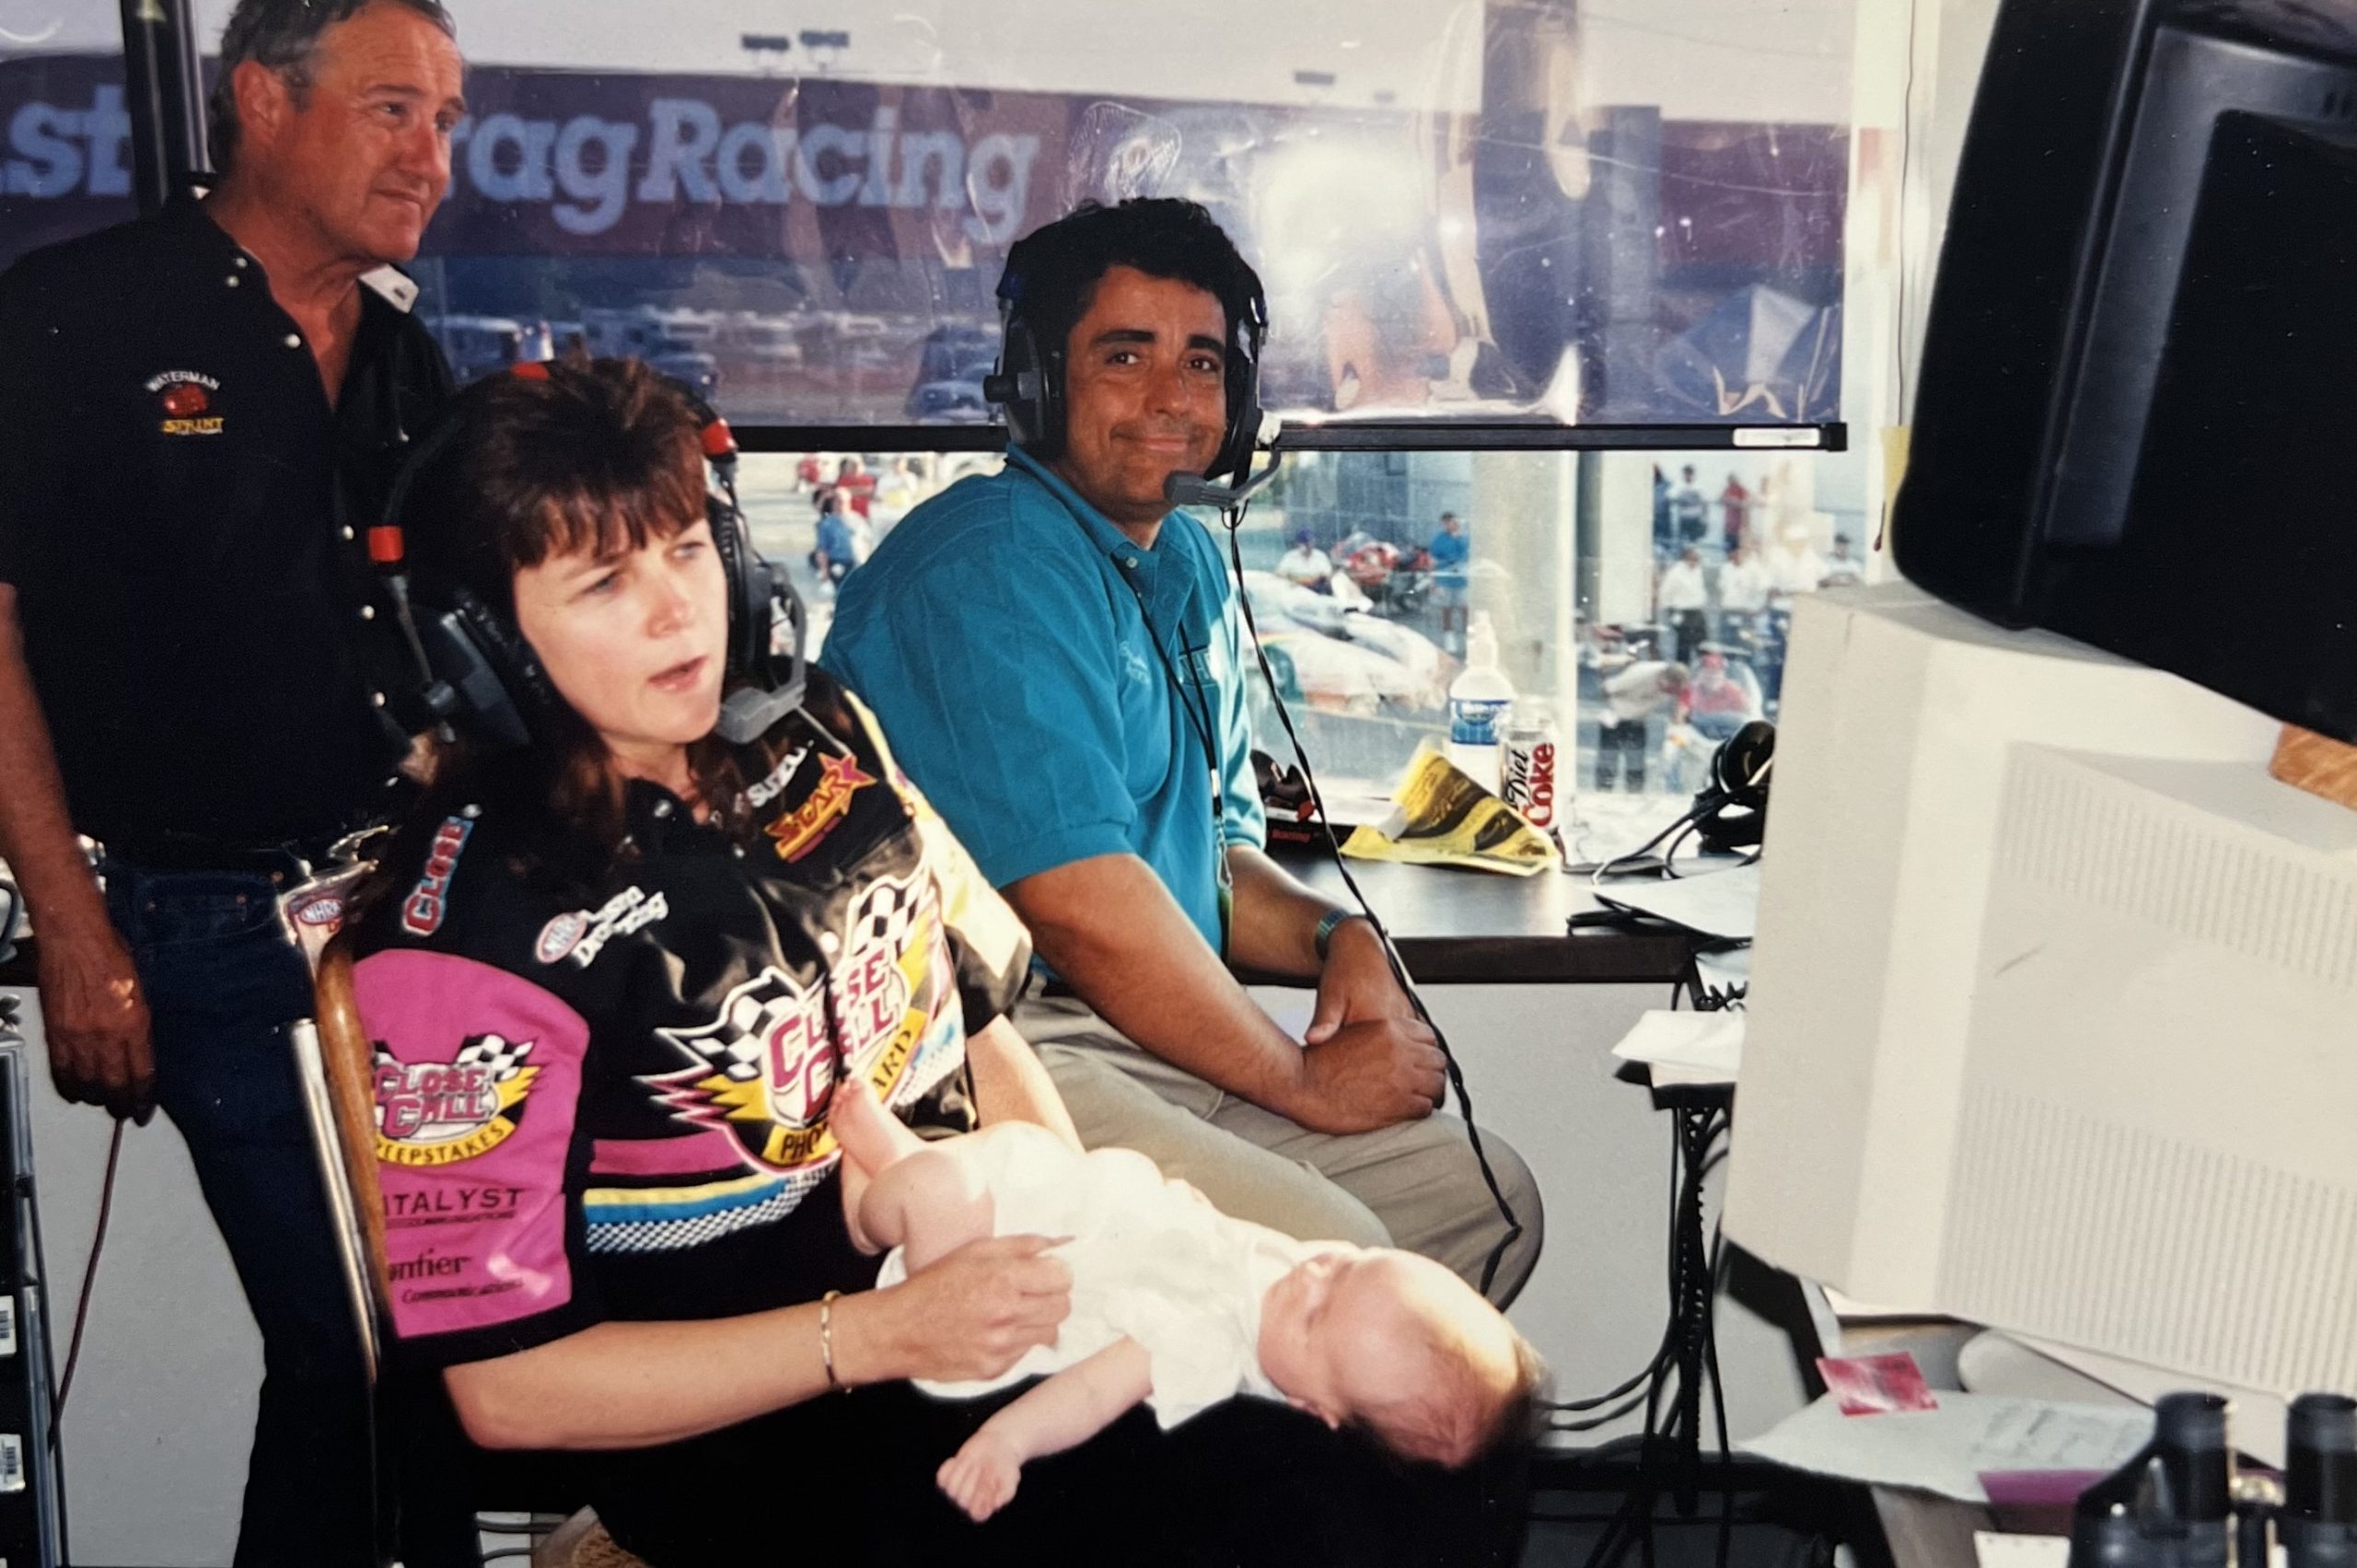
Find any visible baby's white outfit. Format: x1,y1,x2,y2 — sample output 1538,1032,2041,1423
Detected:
873,1121,1318,1428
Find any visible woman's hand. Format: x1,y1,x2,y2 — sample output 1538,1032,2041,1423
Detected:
837,1234,1071,1386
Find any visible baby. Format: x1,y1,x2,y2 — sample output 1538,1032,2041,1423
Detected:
830,1075,1545,1524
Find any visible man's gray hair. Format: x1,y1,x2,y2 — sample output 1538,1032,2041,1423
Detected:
206,0,456,177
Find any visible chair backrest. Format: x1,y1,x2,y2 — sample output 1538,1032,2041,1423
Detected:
289,937,393,1382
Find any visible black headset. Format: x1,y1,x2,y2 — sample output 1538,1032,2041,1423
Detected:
1690,719,1775,854
376,361,807,751
981,244,1270,487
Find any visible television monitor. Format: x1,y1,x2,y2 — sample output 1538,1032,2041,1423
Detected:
1892,0,2357,741
1723,585,2357,1418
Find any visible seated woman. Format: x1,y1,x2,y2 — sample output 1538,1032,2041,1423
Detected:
346,357,1523,1567
829,1074,1546,1523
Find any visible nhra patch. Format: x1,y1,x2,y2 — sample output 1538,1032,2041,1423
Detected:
765,753,874,863
145,368,223,436
372,1032,540,1167
401,815,475,936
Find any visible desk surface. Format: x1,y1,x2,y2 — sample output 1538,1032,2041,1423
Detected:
1271,849,1694,986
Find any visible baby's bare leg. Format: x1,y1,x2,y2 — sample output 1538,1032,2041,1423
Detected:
833,1074,1002,1267
859,1137,999,1270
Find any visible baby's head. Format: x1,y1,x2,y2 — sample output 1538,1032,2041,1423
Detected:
1258,1245,1547,1469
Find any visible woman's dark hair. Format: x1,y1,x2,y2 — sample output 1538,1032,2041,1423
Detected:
365,356,756,903
1000,197,1266,367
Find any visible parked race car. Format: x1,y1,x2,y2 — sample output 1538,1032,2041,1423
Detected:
1240,571,1455,714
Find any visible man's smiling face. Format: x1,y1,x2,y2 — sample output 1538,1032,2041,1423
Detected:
1049,264,1229,537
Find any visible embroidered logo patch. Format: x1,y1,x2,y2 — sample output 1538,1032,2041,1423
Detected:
764,753,874,863
534,910,589,965
145,369,224,436
401,815,475,935
745,743,813,809
372,1032,540,1167
645,872,938,1175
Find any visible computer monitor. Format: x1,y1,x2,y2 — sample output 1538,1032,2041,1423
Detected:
1723,586,2357,1414
1893,0,2357,740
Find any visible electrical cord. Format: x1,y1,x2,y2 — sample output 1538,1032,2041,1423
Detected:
51,1116,122,1446
1213,504,1524,1299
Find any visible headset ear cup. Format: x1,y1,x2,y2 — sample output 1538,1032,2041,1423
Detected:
1212,299,1269,483
988,317,1060,460
709,498,767,682
424,585,560,749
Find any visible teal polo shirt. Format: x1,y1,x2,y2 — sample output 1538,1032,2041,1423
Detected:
818,447,1265,959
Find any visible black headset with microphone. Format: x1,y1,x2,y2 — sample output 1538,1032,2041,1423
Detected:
981,234,1272,494
375,361,808,751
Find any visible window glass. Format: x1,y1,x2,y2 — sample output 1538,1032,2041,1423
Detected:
190,0,1854,431
0,0,134,273
749,439,1885,865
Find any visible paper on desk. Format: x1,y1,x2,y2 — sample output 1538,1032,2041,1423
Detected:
1975,1533,2069,1568
1739,1393,2152,1504
1340,746,1557,877
1978,1531,2285,1568
1611,1010,1744,1087
1595,863,1761,939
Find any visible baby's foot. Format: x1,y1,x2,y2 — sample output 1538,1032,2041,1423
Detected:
937,1430,1024,1523
829,1068,895,1169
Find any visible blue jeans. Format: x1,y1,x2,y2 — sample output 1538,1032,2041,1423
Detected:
102,860,376,1567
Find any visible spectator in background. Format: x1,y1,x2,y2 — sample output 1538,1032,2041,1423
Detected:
1671,464,1709,548
814,488,861,587
1428,511,1470,654
1719,473,1751,553
835,454,877,519
1820,532,1867,587
1595,660,1691,793
1653,465,1674,555
1276,528,1336,592
1717,540,1771,643
1656,544,1712,664
1686,645,1764,742
1763,526,1828,600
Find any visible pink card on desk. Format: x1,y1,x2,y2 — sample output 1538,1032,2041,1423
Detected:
1817,1352,1940,1415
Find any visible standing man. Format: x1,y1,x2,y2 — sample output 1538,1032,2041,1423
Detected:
1671,464,1710,548
0,1,461,1560
824,200,1541,1306
1716,538,1771,645
1718,472,1751,553
1656,543,1712,664
1428,510,1470,654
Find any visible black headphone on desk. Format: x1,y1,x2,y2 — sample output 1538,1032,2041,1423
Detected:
981,222,1271,486
376,361,807,750
1689,720,1775,854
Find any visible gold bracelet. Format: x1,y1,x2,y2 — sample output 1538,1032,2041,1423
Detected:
819,1289,845,1391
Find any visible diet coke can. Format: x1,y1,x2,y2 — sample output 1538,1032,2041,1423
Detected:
1501,702,1559,830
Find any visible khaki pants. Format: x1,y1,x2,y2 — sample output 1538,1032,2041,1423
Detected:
1014,994,1545,1307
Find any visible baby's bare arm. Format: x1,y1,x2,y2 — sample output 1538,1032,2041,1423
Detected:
938,1338,1155,1520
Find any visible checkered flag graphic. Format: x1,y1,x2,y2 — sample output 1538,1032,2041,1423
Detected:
456,1033,534,1080
846,871,925,958
658,970,803,1083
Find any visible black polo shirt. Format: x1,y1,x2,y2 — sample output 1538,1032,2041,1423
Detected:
0,196,451,853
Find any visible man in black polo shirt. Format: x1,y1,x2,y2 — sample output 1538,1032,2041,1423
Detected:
0,0,461,1559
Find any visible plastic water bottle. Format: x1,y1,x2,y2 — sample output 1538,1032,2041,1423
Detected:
1447,613,1515,794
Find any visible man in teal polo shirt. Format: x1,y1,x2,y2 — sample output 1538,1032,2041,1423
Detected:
822,199,1540,1304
